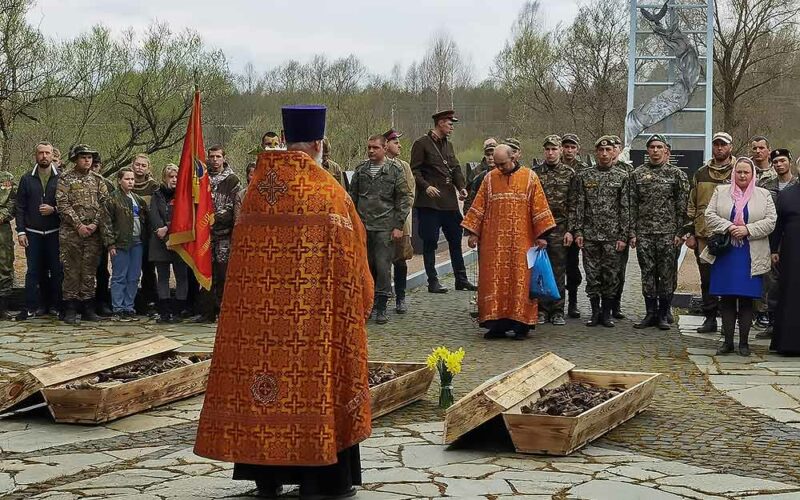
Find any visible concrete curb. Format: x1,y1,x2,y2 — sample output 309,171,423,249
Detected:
403,250,478,292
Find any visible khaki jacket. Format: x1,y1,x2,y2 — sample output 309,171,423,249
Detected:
700,185,776,277
395,158,415,235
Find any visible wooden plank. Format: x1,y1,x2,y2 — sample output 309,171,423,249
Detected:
0,336,182,414
502,369,661,455
44,356,211,424
370,363,434,419
443,353,574,445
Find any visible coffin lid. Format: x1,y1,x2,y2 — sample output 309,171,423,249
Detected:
0,336,182,414
443,352,574,444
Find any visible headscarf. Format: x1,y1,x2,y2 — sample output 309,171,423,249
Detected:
731,157,756,227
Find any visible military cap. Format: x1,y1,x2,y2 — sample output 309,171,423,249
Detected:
543,134,562,147
431,109,458,122
383,128,403,141
561,133,580,146
594,136,616,148
646,134,671,149
503,138,521,151
712,131,732,144
282,105,327,143
483,138,498,151
770,148,792,162
610,135,622,145
69,144,98,162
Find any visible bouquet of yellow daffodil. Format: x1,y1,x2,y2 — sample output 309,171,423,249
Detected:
426,346,465,409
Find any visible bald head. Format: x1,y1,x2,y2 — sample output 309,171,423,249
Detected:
493,144,515,174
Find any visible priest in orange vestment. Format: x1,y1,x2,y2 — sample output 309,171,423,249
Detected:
462,144,556,340
194,105,374,499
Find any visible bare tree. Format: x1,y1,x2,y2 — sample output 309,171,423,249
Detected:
305,54,330,94
0,0,80,169
328,55,365,109
237,62,265,95
714,0,800,133
420,32,472,109
264,60,303,93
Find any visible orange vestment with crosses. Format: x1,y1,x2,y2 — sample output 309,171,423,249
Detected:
194,150,374,466
461,167,555,326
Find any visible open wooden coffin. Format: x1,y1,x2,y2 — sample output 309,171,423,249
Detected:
369,361,434,419
443,352,660,455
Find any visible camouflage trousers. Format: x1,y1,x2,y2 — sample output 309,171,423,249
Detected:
0,224,14,296
582,241,620,299
636,234,679,298
541,229,568,314
615,246,629,298
60,230,103,301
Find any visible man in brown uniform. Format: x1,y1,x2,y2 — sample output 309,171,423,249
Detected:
384,128,415,314
410,110,475,293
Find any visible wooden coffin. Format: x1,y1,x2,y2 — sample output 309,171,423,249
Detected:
502,368,660,455
42,349,211,424
369,362,434,419
0,336,183,414
443,353,575,445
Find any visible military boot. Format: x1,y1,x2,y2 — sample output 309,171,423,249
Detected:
657,296,671,330
633,298,658,329
601,297,615,328
375,296,389,325
63,301,79,325
611,295,625,320
696,315,718,334
585,297,601,327
567,289,581,318
82,300,100,322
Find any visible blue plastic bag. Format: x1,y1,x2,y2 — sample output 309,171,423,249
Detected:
529,248,560,301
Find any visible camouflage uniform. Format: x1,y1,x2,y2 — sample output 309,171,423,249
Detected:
0,171,16,316
630,161,689,298
533,159,577,319
561,155,589,309
56,168,110,303
573,164,629,313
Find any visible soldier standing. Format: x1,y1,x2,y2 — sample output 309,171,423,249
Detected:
464,140,496,216
629,135,689,330
609,135,633,319
131,154,159,316
0,169,16,319
410,109,475,293
322,137,348,189
751,136,776,184
349,135,411,324
383,128,415,314
56,145,110,324
533,135,577,326
561,133,586,318
685,132,737,334
573,136,630,328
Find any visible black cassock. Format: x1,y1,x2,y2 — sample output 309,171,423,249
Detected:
770,183,800,354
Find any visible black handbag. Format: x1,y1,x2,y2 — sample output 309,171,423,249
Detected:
707,232,732,256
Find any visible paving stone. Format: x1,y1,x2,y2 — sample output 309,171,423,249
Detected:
656,473,796,494
12,452,118,485
104,445,170,460
106,414,187,433
165,463,217,476
637,461,713,476
429,463,502,478
569,479,686,499
580,446,632,456
708,375,800,385
55,469,179,490
551,462,611,474
145,476,254,498
363,467,430,483
491,470,591,483
351,491,412,500
362,436,427,447
376,482,442,496
439,477,512,496
398,422,444,433
508,480,574,495
605,465,666,481
490,457,548,470
746,492,800,499
0,472,14,494
400,444,486,468
658,485,731,500
754,408,800,423
727,385,800,409
0,424,124,453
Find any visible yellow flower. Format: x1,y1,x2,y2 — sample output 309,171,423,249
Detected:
444,348,465,375
427,346,451,372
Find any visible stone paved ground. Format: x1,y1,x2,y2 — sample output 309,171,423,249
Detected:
2,253,800,498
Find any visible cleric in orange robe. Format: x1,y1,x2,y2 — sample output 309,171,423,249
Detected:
462,144,556,340
194,105,374,499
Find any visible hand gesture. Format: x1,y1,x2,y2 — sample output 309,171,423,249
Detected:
391,228,404,241
156,226,169,240
575,236,584,249
685,235,696,250
615,240,627,252
563,232,574,247
629,237,637,249
426,186,441,198
458,188,468,201
467,234,479,248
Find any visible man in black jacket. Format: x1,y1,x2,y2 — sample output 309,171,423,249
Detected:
410,110,476,293
15,142,63,320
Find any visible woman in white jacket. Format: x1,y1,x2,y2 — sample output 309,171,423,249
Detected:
701,158,776,356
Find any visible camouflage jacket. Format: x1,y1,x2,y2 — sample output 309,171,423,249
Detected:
0,171,16,225
209,165,241,239
758,174,798,206
573,165,630,242
533,161,577,230
630,162,690,238
56,169,110,233
323,159,347,189
686,157,735,237
349,159,412,232
563,157,590,172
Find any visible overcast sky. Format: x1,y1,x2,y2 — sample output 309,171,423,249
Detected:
28,0,581,80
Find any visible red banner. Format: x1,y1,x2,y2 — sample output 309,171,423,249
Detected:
167,91,213,290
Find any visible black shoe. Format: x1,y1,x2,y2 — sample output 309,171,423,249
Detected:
469,311,479,318
550,312,566,326
611,297,625,320
657,296,671,330
586,297,601,327
716,343,735,355
455,280,478,291
15,310,35,321
738,345,751,357
427,281,448,293
483,329,506,339
63,302,79,325
82,301,100,321
35,306,48,316
395,298,408,314
375,308,388,324
254,479,282,498
696,316,718,334
666,309,674,324
634,298,658,329
601,298,615,328
96,302,113,317
567,290,581,318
